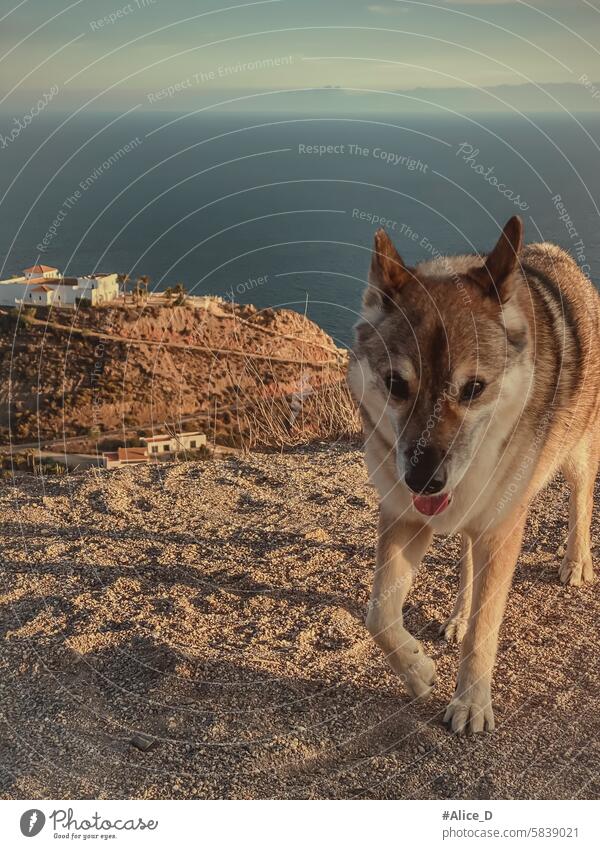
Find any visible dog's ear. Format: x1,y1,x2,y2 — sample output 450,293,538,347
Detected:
469,216,524,302
367,228,413,309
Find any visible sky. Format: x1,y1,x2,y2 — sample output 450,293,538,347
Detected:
1,0,600,113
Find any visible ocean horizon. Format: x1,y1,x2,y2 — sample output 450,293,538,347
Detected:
1,110,599,347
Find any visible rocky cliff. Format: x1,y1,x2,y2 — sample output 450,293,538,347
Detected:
0,297,353,446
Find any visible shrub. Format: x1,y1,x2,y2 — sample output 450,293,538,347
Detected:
230,373,360,451
20,307,37,322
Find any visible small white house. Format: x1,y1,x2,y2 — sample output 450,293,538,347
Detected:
0,279,60,306
70,274,119,306
102,433,208,469
142,431,207,457
102,446,148,470
28,285,55,306
23,264,60,280
0,266,120,308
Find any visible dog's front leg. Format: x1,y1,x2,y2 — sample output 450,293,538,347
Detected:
444,511,526,734
440,533,473,642
366,510,434,699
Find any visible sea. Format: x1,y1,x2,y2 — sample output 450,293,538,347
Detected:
1,110,599,347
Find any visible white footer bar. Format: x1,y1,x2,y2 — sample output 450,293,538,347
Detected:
1,799,597,848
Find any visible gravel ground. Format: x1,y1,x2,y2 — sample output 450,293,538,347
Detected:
0,444,599,800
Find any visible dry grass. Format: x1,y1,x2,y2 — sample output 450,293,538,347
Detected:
234,379,360,450
220,349,360,450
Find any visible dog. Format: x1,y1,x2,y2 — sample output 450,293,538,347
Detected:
347,216,600,734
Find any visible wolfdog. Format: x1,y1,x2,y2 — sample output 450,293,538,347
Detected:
348,216,600,733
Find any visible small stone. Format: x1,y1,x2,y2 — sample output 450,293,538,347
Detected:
130,734,155,751
305,527,330,543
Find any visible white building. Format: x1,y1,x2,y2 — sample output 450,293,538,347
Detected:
102,446,148,470
27,284,55,306
23,264,60,280
68,274,120,306
142,431,207,457
0,265,120,308
102,432,208,469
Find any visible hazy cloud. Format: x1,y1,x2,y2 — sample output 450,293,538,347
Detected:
367,4,409,13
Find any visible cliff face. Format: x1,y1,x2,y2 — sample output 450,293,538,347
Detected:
0,298,351,445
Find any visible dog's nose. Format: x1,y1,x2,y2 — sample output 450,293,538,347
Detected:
407,473,446,495
404,445,447,494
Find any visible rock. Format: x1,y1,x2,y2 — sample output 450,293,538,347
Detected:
130,734,155,752
304,527,330,543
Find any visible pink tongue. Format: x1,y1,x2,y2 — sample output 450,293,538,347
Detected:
412,492,451,516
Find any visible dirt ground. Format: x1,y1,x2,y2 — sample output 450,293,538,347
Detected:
1,444,599,799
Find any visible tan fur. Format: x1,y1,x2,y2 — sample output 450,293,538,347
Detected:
348,217,600,734
440,533,473,643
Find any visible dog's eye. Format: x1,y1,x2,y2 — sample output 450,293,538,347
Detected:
460,379,486,403
384,371,410,400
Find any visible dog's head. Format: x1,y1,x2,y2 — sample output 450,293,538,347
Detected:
352,216,532,517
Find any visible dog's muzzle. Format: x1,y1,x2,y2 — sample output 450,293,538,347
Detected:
403,444,452,516
404,443,447,495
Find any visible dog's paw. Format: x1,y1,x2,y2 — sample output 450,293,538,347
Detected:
444,685,494,734
439,615,468,643
368,619,437,701
390,643,436,701
559,554,594,586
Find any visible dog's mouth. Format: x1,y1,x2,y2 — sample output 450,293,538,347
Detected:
412,492,453,516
